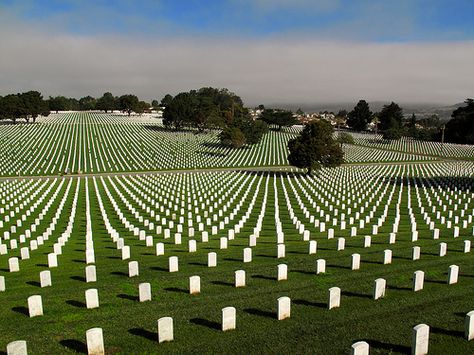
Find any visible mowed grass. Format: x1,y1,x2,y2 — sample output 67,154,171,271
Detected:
0,165,474,354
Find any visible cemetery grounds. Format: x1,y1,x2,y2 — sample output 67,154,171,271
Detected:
0,112,473,354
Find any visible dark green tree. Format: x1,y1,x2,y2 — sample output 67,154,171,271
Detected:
79,96,97,111
160,94,174,108
379,102,403,139
151,100,160,110
347,100,372,131
48,96,70,113
260,109,298,130
135,101,151,115
162,92,195,129
336,132,355,145
96,92,116,113
118,94,139,116
20,91,49,123
288,120,344,175
444,99,474,144
219,126,246,148
0,94,22,123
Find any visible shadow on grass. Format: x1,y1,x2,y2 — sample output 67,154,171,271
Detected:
189,262,207,267
387,285,411,291
59,339,87,353
164,287,188,294
223,258,241,262
252,275,275,281
341,290,371,299
293,269,314,275
211,280,234,287
72,259,85,263
190,318,221,330
425,279,446,285
117,294,138,301
26,281,41,287
365,339,410,353
287,250,307,255
293,299,326,308
459,273,474,278
422,252,439,257
66,300,86,308
244,308,276,319
328,264,351,270
256,254,275,259
128,328,156,342
454,311,467,318
70,276,86,282
362,260,382,265
150,266,168,272
107,256,121,260
35,264,48,268
12,306,29,316
430,326,464,338
392,255,412,260
110,271,128,277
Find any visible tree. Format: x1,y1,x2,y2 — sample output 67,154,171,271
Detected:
337,109,348,118
48,96,70,113
260,109,298,130
79,96,97,111
379,102,403,139
405,113,418,138
347,100,372,131
0,94,22,123
118,94,139,116
444,99,474,144
160,94,174,108
19,91,49,123
135,101,151,115
151,100,160,110
96,92,116,113
162,92,195,129
288,120,344,175
336,132,355,145
219,127,246,148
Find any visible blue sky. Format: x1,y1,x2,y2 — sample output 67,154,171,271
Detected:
3,0,474,41
1,1,473,105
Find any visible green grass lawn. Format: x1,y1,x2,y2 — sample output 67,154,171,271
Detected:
1,163,473,354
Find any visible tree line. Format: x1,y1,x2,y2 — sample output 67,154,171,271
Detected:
0,91,154,123
48,93,151,116
343,99,474,144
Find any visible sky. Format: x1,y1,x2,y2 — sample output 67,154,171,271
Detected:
0,0,473,106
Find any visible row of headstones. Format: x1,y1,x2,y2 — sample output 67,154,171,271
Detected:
98,173,265,258
6,188,82,272
0,178,79,280
0,178,70,255
286,166,473,241
7,310,474,354
100,169,471,261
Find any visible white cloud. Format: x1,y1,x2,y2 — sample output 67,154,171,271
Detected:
0,25,473,106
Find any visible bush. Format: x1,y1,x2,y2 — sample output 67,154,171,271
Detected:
219,127,246,148
336,132,355,145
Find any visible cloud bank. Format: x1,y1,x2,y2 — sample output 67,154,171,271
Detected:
1,26,473,106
